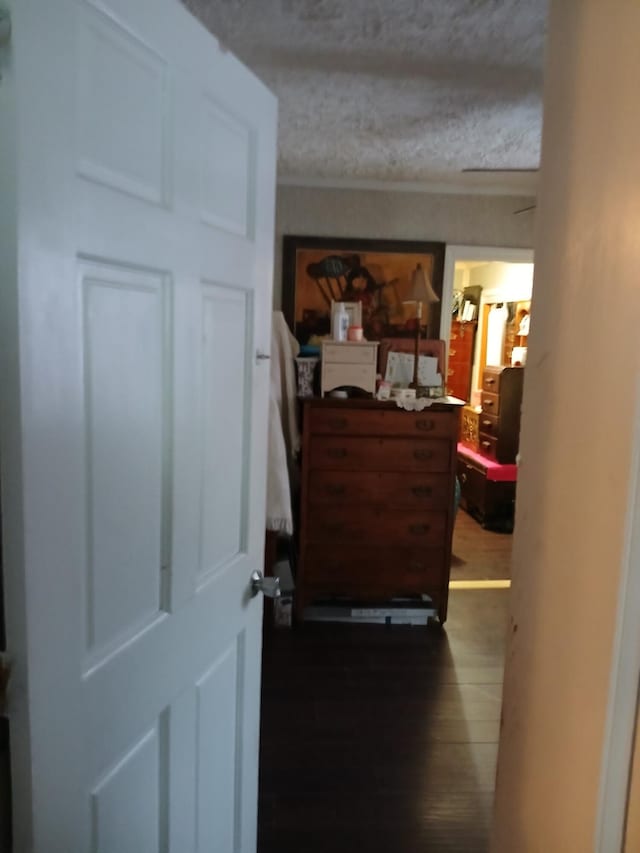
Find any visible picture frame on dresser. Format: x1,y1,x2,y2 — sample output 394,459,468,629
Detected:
282,235,446,346
378,337,446,392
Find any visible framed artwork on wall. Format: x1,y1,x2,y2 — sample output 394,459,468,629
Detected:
282,235,446,346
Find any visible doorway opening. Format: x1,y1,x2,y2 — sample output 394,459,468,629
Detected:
441,246,534,591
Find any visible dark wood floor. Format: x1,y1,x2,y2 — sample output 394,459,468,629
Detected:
450,509,513,582
258,510,511,853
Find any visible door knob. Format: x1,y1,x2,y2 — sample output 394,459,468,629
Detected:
250,570,281,599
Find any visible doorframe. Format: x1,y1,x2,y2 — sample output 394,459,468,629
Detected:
439,245,535,357
595,380,640,851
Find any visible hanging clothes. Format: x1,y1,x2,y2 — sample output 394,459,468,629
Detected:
486,303,509,366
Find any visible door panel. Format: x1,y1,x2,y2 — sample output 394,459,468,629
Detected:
200,284,251,581
200,97,254,237
76,3,170,206
1,0,277,849
82,261,170,660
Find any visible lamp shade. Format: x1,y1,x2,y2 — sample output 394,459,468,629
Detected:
406,263,440,305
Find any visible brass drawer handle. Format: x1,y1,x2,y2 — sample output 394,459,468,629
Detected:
411,485,433,498
409,523,430,536
485,377,496,385
328,417,348,430
327,448,347,459
413,449,434,461
481,441,491,449
481,420,492,427
483,399,494,407
326,483,346,496
416,419,436,432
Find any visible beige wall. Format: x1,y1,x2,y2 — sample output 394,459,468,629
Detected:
492,1,640,850
273,186,536,308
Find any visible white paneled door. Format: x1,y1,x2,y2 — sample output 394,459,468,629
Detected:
0,0,277,850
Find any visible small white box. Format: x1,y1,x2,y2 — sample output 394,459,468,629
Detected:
320,340,379,397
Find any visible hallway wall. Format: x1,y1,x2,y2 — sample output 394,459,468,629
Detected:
492,1,640,849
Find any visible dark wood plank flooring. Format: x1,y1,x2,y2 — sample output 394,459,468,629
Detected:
258,513,511,853
451,509,513,581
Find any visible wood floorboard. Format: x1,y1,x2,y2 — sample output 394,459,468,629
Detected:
258,515,511,853
450,508,512,581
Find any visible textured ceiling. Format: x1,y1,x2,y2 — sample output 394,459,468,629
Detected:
183,0,548,193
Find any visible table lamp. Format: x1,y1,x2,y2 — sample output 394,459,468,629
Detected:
403,263,440,389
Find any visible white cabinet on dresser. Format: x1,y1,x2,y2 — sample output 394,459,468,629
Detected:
321,341,379,396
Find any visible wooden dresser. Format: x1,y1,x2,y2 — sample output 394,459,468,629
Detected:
297,398,462,624
478,366,524,463
446,318,477,401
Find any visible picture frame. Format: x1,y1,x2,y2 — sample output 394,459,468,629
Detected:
379,337,446,396
282,235,446,346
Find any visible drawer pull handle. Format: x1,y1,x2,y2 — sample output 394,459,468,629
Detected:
449,349,457,357
328,417,348,430
327,448,347,459
483,399,494,407
482,441,491,448
413,449,434,461
326,484,345,496
482,420,492,427
409,523,430,536
485,378,496,385
416,419,435,432
411,486,433,498
460,472,468,483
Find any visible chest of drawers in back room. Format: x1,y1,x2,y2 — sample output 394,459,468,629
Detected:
446,318,477,401
478,366,524,463
297,398,462,624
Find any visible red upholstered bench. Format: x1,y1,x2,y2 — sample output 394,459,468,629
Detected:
457,443,518,531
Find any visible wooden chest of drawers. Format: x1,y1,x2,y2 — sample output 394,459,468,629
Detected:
479,366,524,463
297,399,462,624
446,318,477,401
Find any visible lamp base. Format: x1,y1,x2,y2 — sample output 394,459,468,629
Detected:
415,384,430,399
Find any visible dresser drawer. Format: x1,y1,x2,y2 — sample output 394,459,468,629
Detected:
478,412,498,436
482,368,502,393
309,437,451,472
302,545,446,589
478,433,498,460
322,362,376,391
308,470,451,509
480,391,500,415
322,343,377,364
308,407,455,439
308,506,447,546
